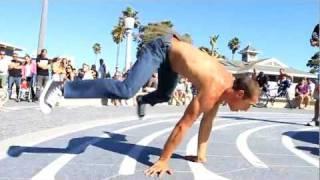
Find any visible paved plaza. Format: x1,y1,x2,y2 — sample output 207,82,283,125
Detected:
0,102,319,180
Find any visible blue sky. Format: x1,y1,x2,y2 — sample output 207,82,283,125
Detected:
0,0,319,73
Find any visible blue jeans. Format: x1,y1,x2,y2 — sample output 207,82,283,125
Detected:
64,34,178,105
8,76,21,98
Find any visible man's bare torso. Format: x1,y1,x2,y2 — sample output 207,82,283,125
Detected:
168,37,234,99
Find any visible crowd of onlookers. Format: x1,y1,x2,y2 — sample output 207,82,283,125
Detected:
0,48,317,109
0,48,115,103
254,68,317,109
0,48,196,106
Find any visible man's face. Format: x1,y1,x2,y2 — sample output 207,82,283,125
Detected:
228,90,259,112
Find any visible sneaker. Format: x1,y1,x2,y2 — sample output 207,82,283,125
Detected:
136,95,146,118
39,79,64,114
306,120,319,127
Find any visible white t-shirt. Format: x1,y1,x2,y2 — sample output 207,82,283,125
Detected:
25,64,32,77
82,71,94,80
0,56,11,75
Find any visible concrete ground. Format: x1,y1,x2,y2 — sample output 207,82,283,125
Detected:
0,101,318,180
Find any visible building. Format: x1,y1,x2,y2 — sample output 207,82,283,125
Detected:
220,45,317,98
0,42,24,56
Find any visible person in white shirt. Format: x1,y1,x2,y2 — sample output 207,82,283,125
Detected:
82,63,94,80
0,49,11,89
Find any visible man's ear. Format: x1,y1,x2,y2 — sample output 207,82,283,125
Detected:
236,90,245,99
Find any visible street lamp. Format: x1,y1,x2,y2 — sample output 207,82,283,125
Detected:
124,17,135,71
37,0,48,55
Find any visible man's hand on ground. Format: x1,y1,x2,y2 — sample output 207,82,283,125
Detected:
184,155,207,163
144,160,173,178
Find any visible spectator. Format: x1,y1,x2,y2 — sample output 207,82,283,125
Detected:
0,49,11,89
36,49,50,99
52,57,66,81
65,65,75,81
170,78,187,106
143,73,158,93
307,78,315,96
98,59,106,79
21,55,36,100
295,78,310,109
111,71,124,106
277,68,291,94
8,52,22,100
256,71,269,92
91,64,98,79
184,78,193,104
82,63,94,80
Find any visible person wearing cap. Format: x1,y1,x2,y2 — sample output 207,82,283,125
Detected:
0,49,11,89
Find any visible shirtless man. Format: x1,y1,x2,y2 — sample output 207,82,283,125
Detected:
39,33,260,177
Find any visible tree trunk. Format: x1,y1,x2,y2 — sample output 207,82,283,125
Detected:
211,46,214,56
232,53,234,61
116,43,120,71
95,54,97,67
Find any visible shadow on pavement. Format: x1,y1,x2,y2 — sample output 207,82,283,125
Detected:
219,115,306,126
283,130,319,156
7,131,185,166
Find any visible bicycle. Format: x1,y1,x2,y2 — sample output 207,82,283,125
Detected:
255,84,294,108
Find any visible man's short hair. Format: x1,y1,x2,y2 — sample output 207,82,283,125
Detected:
233,76,260,99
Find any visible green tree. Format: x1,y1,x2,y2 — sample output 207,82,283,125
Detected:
307,52,320,74
121,7,140,28
92,43,101,66
228,37,240,60
210,34,219,56
199,46,212,55
181,33,193,44
111,21,126,70
137,20,192,53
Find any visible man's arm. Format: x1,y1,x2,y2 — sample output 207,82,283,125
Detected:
185,104,219,162
145,96,202,177
145,91,217,177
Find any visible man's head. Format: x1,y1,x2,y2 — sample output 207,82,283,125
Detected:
99,58,104,65
226,76,260,111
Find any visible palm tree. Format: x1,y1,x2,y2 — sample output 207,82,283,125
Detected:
199,46,212,55
228,37,240,60
111,21,126,70
92,43,101,66
210,34,219,56
121,6,141,29
307,51,320,73
121,6,140,71
181,33,193,44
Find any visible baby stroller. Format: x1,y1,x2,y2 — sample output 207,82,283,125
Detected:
17,79,32,102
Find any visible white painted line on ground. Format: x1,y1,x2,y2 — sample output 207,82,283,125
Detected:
0,113,181,161
236,124,283,168
186,121,257,180
118,127,173,175
281,127,319,168
32,118,180,180
118,121,201,175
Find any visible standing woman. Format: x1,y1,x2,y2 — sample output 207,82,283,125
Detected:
21,55,36,100
65,65,75,81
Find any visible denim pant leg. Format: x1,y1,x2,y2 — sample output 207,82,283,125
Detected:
141,54,179,106
7,76,14,98
14,77,21,97
64,37,169,99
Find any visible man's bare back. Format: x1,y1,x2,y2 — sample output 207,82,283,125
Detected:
169,37,234,103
